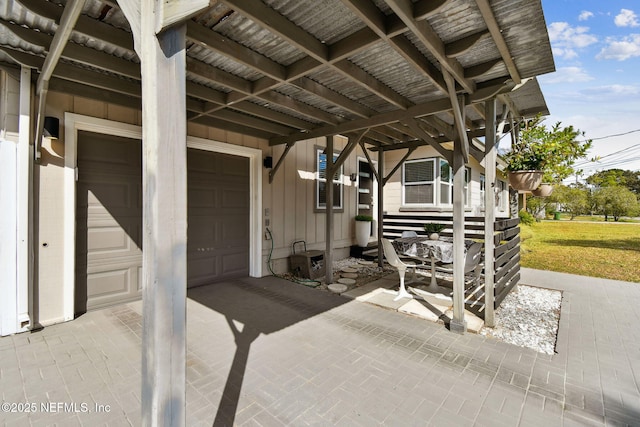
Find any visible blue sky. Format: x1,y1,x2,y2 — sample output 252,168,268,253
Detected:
535,0,640,179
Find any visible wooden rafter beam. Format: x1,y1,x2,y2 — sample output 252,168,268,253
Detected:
474,0,521,84
443,71,469,162
384,0,475,93
269,79,512,146
445,30,490,58
400,118,452,163
342,0,447,94
414,0,450,20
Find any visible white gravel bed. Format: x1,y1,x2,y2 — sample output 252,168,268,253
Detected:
480,284,562,355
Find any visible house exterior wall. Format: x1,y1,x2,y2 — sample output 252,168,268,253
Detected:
2,76,364,327
0,70,20,135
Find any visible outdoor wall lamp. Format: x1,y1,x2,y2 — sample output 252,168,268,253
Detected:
350,173,357,182
263,156,273,169
43,116,59,139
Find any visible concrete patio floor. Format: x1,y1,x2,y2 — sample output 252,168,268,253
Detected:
1,268,639,426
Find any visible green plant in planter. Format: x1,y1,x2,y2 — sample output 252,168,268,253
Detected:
423,223,446,234
504,115,592,182
355,214,373,222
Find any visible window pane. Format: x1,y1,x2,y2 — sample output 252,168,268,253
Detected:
440,160,451,183
405,184,433,204
440,183,450,204
318,179,343,208
404,160,434,183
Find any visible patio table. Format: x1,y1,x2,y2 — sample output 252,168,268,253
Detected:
393,237,468,291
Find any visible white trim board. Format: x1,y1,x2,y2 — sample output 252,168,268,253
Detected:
63,113,262,321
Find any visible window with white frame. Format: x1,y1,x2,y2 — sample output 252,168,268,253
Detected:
316,148,343,210
402,158,436,205
402,158,471,208
439,160,471,206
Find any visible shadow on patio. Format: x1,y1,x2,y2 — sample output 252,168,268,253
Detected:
187,275,349,426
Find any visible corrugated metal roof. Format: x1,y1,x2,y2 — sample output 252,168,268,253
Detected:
0,0,555,149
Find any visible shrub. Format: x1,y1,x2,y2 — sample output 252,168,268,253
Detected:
423,223,446,233
519,210,535,226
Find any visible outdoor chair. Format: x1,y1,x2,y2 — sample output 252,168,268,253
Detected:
381,238,417,301
433,241,484,291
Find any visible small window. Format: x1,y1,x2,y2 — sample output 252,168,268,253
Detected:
316,148,343,210
403,159,436,205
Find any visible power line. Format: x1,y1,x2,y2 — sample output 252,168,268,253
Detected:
588,128,640,141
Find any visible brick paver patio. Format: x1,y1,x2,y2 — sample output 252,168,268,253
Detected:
1,268,639,426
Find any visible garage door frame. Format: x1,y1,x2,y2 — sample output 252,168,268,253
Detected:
63,113,263,320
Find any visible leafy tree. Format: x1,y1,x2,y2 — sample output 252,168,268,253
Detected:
548,185,590,219
504,115,592,182
591,186,639,221
587,169,640,196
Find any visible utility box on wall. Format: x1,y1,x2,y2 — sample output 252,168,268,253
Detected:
289,241,325,280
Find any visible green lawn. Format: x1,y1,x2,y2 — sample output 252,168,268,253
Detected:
519,221,640,283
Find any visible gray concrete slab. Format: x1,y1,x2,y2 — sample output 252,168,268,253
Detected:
1,270,639,425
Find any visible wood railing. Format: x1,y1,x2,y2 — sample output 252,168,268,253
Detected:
382,214,520,313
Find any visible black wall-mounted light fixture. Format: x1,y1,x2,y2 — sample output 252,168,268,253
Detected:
350,173,357,182
43,116,59,139
263,156,273,169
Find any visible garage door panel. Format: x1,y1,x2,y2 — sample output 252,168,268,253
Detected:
222,189,249,208
87,226,136,254
188,255,218,283
222,251,249,275
221,156,250,176
86,184,135,210
86,267,140,310
78,132,250,310
87,268,130,297
221,218,249,242
188,188,217,208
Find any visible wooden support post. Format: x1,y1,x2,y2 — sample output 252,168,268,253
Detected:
138,5,188,426
451,137,467,334
325,136,334,285
377,148,385,267
451,94,467,334
484,98,497,327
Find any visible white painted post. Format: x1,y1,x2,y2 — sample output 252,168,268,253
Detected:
138,4,187,426
484,99,497,327
18,66,32,331
377,148,384,267
451,136,467,334
325,136,334,285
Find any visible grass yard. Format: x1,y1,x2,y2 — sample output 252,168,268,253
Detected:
520,220,640,283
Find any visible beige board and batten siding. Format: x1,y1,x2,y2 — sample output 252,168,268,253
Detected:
27,89,364,325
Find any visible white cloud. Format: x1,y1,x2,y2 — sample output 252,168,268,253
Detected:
547,22,598,60
597,34,640,60
578,11,594,21
541,66,594,84
583,84,640,97
614,9,640,27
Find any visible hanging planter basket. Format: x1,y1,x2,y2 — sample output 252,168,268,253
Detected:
508,170,543,192
532,183,554,197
